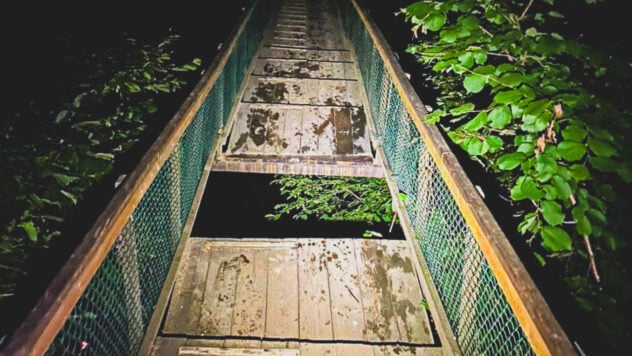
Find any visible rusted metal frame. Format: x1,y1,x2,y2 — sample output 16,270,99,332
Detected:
0,3,260,356
138,23,268,354
348,0,575,355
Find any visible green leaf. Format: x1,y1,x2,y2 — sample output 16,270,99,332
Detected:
20,221,38,242
497,152,526,170
474,51,487,65
541,200,565,226
587,208,607,225
569,164,590,181
439,29,458,43
519,212,538,234
60,190,78,205
460,112,487,132
590,157,617,172
405,2,431,19
557,141,586,161
562,125,587,142
493,89,523,104
426,12,446,31
458,52,475,68
535,153,558,181
498,73,523,87
450,102,475,115
541,226,572,252
463,75,486,93
488,106,512,129
486,136,503,152
52,173,78,186
192,58,202,66
55,110,70,123
551,175,572,199
525,27,538,37
534,252,546,266
588,138,616,157
572,207,592,235
124,82,141,93
424,109,445,124
596,185,616,202
617,164,632,182
462,137,486,156
460,15,480,31
517,142,535,154
511,177,545,201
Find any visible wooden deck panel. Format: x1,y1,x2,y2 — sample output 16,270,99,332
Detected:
216,0,374,175
160,238,436,348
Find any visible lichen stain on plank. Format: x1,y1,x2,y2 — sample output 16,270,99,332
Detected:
231,108,288,154
249,81,289,103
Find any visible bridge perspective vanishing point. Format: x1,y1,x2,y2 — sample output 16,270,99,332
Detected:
1,0,576,355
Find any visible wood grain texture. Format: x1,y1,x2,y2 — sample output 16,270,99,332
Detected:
297,241,334,340
265,246,299,339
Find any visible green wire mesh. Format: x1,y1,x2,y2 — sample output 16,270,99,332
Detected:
45,2,268,355
339,1,534,355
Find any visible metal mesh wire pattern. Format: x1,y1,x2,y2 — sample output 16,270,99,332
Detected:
45,2,268,355
339,1,533,354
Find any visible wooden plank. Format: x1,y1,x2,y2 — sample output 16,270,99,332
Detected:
351,106,370,155
164,240,210,334
382,241,433,344
259,47,352,62
179,347,299,356
300,107,335,156
282,107,303,155
333,107,354,155
299,343,335,356
353,239,400,342
373,345,446,356
297,240,333,340
325,239,365,340
336,344,375,356
198,248,245,336
151,336,186,356
242,78,362,106
265,245,299,339
226,249,268,348
211,160,383,178
226,105,259,155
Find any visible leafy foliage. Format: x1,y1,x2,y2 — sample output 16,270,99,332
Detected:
267,176,394,224
401,0,631,350
0,34,200,300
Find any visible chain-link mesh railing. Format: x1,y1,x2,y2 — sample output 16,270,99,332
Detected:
43,3,268,355
340,1,533,354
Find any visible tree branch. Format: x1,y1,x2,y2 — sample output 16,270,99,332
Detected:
583,235,601,283
519,0,535,21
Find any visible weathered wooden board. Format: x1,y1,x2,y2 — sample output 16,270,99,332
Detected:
225,249,268,348
265,246,299,339
259,47,353,62
383,241,433,344
164,240,210,334
354,239,400,342
225,104,371,158
325,239,365,340
297,241,334,340
178,347,299,356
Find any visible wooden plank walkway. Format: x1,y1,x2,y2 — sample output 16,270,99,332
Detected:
154,238,442,355
213,0,381,177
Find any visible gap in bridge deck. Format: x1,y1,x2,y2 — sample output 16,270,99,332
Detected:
191,172,404,240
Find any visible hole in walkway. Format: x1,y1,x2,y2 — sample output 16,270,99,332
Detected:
192,172,404,239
